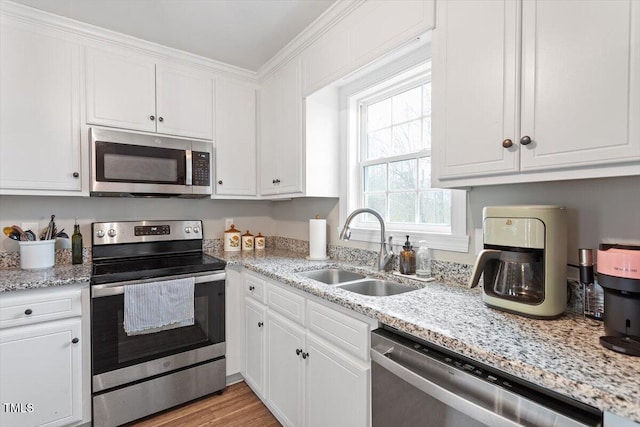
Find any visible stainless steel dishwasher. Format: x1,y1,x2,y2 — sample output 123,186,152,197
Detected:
371,327,602,427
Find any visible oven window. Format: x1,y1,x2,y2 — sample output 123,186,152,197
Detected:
92,280,224,375
95,141,186,184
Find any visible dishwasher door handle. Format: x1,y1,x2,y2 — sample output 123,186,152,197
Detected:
371,348,522,427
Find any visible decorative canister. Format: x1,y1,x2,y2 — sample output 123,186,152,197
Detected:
255,233,266,250
242,231,254,251
224,224,241,252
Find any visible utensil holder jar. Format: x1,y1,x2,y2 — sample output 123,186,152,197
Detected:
19,239,55,270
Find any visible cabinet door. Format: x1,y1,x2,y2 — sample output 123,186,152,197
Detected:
156,64,214,140
225,269,244,377
275,57,304,195
86,48,156,132
0,21,82,192
259,73,280,195
305,334,369,427
0,318,82,427
432,0,520,180
519,0,640,171
244,298,266,397
215,79,257,196
266,310,305,427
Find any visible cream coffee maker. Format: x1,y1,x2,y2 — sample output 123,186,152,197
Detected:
469,206,567,318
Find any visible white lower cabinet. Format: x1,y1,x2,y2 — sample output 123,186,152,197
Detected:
242,271,375,427
0,285,89,427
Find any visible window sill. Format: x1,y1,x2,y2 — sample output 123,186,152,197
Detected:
348,227,469,253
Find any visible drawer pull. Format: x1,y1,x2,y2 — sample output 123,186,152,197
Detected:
72,338,79,344
24,309,33,315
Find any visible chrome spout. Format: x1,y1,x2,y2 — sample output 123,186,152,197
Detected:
339,208,394,271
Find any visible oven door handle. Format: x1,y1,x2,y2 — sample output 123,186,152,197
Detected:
91,272,226,298
371,347,523,427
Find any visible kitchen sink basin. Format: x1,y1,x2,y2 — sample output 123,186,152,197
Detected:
298,268,366,285
338,279,418,296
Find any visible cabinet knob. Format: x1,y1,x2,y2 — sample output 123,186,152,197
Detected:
258,321,263,328
272,179,277,184
150,115,155,121
302,352,309,360
275,179,281,184
502,139,513,148
158,117,164,122
249,285,255,291
72,338,79,344
520,135,532,146
24,309,32,315
218,180,223,185
296,348,302,356
73,172,79,178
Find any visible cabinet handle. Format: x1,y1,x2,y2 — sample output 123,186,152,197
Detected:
218,180,223,185
73,172,79,178
296,348,302,356
258,321,264,328
302,352,309,359
520,136,532,146
72,338,79,344
24,309,32,315
249,285,255,291
272,179,277,184
275,179,281,184
150,115,155,121
502,139,513,148
158,117,164,122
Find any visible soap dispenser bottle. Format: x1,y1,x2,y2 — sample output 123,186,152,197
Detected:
399,235,416,275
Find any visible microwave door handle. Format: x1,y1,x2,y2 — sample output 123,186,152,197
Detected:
185,150,193,186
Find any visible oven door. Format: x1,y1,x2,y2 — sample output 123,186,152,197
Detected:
91,272,225,393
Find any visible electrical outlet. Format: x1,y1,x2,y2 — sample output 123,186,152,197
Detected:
225,218,234,229
22,222,39,234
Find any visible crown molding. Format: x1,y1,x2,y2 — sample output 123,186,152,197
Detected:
257,0,365,80
0,0,258,82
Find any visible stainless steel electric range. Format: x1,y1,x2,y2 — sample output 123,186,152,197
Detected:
90,220,226,427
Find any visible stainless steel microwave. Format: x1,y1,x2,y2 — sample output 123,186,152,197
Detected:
90,128,212,198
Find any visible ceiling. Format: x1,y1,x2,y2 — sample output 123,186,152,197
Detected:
8,0,336,71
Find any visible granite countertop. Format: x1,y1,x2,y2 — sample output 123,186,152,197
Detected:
1,249,638,422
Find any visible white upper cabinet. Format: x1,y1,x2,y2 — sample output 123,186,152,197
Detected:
214,79,257,197
302,0,435,96
86,48,214,140
0,18,83,194
432,0,640,187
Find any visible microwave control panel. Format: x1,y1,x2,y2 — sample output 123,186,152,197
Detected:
192,151,211,186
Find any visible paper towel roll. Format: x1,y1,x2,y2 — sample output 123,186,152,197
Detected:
308,219,327,260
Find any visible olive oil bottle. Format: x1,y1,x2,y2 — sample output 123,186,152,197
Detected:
72,219,83,265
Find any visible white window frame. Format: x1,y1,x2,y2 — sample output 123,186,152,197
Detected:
339,50,469,253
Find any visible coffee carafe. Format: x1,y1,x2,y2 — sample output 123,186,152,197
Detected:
469,206,567,318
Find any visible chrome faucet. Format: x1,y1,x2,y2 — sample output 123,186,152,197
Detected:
339,208,394,271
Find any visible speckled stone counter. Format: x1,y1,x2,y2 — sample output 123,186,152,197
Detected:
213,249,640,423
1,248,638,422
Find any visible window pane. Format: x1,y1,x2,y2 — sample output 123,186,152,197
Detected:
364,194,386,222
392,119,422,155
366,129,391,160
422,117,431,150
392,87,421,124
418,157,431,189
420,191,451,225
389,192,416,223
367,99,391,131
389,159,416,190
364,164,387,192
423,83,431,116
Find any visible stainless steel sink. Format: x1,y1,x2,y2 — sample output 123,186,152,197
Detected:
298,268,366,285
338,279,418,296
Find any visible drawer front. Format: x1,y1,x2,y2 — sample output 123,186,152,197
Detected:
0,289,81,328
306,300,369,361
267,284,305,326
245,274,266,304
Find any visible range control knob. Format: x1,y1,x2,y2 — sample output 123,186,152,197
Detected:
185,226,192,234
107,229,117,238
193,226,201,234
96,230,105,238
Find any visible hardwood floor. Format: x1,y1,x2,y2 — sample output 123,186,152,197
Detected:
129,381,281,427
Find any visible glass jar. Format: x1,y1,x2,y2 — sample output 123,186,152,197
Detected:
416,240,432,278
